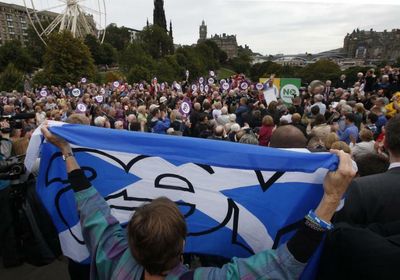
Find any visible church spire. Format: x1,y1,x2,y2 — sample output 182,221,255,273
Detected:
153,0,167,30
169,20,173,40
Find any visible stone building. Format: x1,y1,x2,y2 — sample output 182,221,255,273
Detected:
197,20,238,59
343,28,400,62
0,1,56,46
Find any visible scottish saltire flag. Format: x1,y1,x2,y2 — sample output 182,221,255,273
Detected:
26,121,338,266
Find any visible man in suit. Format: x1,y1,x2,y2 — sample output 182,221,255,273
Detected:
318,114,400,279
335,114,400,225
336,74,349,89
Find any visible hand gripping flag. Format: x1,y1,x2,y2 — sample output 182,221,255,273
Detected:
26,121,338,268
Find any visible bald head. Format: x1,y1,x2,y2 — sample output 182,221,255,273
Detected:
269,126,307,148
215,125,225,137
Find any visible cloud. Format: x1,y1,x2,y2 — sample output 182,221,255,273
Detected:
6,0,400,55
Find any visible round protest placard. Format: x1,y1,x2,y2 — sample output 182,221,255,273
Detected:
160,83,165,91
280,84,300,104
222,82,230,91
95,95,104,103
2,97,8,104
175,83,181,91
40,89,48,97
220,79,227,85
205,85,209,92
241,82,249,90
72,88,81,97
256,83,264,91
199,77,204,84
77,103,87,113
113,81,120,88
119,84,126,91
100,88,106,95
139,83,144,90
179,99,192,118
191,84,198,91
208,78,214,85
81,77,87,83
209,70,215,77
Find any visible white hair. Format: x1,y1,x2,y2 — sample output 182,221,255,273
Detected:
230,123,240,132
94,116,106,127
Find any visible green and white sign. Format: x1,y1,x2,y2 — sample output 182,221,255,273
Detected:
280,78,301,104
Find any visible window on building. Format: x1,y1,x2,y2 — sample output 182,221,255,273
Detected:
6,14,12,21
7,21,13,27
8,27,14,34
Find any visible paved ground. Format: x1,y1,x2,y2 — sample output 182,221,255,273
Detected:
0,257,69,280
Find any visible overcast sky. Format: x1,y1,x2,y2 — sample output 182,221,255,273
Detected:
7,0,400,55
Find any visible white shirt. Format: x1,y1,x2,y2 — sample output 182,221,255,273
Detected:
389,162,400,170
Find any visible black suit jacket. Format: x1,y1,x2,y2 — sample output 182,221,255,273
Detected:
335,167,400,225
318,221,400,280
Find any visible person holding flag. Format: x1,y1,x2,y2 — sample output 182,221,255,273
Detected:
39,123,355,280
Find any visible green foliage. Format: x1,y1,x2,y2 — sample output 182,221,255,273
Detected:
40,31,96,85
98,43,118,66
218,68,237,79
127,65,151,83
0,63,24,92
299,60,341,83
119,42,155,72
104,23,131,51
175,46,207,80
104,71,124,83
85,35,117,66
250,61,283,81
227,45,252,75
138,25,174,59
117,28,229,83
25,21,51,67
343,66,370,85
0,41,34,73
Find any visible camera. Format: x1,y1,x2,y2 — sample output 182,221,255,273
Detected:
0,155,26,180
0,113,35,134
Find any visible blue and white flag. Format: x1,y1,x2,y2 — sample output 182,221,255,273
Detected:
26,121,338,265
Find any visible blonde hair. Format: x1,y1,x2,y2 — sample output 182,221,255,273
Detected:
324,133,339,150
331,141,351,154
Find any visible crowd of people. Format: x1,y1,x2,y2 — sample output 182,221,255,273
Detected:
1,65,400,279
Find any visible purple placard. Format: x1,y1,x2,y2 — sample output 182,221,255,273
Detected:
179,99,192,118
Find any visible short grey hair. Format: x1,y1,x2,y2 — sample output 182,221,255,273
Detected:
94,116,106,127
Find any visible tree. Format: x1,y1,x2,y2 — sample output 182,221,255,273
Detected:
299,59,341,83
98,43,118,66
25,21,51,68
0,41,34,73
104,23,131,51
84,34,101,63
227,45,252,75
127,65,151,83
0,63,24,92
250,61,282,81
138,25,174,59
175,46,207,81
40,31,96,85
119,42,155,73
85,35,117,66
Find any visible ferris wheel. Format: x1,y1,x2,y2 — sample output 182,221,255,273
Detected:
23,0,107,45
